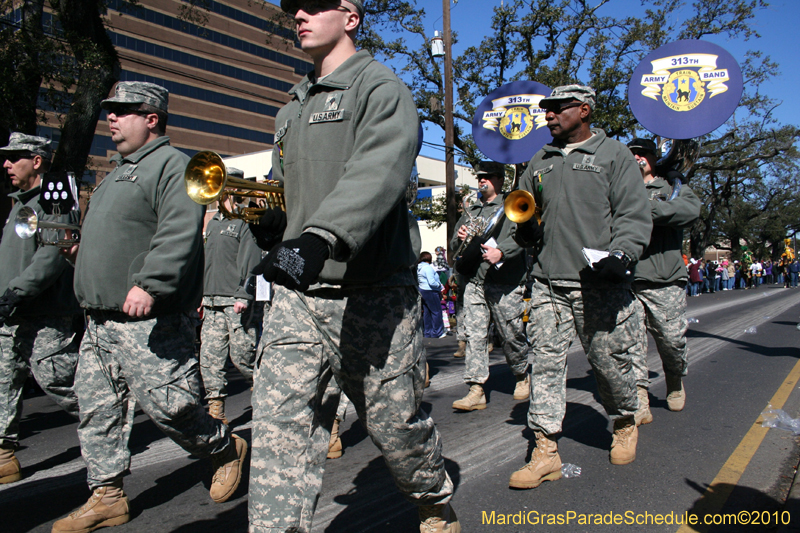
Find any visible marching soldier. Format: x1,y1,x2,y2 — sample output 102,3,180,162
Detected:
510,85,652,489
627,138,700,423
247,1,458,532
53,82,246,532
449,161,530,412
0,133,81,484
200,168,262,425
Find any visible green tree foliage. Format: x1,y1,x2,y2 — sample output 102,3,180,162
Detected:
0,0,121,178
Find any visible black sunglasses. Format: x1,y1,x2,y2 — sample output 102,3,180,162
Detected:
541,101,584,114
4,152,33,163
106,105,150,117
290,1,349,16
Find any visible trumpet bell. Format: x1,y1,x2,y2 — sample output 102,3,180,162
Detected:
185,151,226,206
15,206,38,239
184,150,285,222
14,206,81,247
504,190,539,224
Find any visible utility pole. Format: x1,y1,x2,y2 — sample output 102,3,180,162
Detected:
443,0,456,263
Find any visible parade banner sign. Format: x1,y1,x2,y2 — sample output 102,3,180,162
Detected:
628,40,743,139
472,81,552,164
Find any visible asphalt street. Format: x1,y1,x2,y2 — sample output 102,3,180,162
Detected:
3,284,800,532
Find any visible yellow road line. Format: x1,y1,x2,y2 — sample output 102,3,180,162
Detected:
676,357,800,532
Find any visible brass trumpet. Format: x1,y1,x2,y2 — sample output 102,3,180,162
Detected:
503,189,540,224
14,206,81,248
184,151,285,223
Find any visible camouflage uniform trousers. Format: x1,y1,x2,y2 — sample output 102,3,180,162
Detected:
249,285,454,533
527,282,640,435
454,273,467,342
76,312,230,489
0,316,80,447
631,281,689,387
462,281,529,385
200,303,257,399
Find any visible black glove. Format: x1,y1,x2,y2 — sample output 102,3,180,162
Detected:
252,233,329,292
248,207,287,251
454,238,484,277
664,169,685,185
592,256,629,283
515,217,543,245
0,289,22,326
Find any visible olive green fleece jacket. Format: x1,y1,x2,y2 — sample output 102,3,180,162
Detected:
634,177,700,284
516,129,652,283
449,193,527,286
272,50,418,285
74,136,205,315
203,213,261,301
0,186,79,318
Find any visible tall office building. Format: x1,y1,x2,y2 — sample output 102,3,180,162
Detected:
36,0,311,181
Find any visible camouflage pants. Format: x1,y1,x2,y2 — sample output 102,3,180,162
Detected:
0,316,80,447
76,312,230,489
455,274,467,342
335,391,350,422
462,281,529,384
249,285,453,533
200,305,256,399
631,281,689,387
527,282,639,435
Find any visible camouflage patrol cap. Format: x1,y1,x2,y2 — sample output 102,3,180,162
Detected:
539,84,596,110
0,132,52,161
474,160,506,179
101,82,169,113
281,0,365,18
227,167,244,179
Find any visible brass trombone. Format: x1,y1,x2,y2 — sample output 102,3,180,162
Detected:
15,206,81,248
184,151,285,223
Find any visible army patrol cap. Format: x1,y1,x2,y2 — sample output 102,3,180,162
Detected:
0,132,52,161
227,167,244,180
474,160,506,179
627,138,658,158
539,84,596,110
281,0,365,18
101,82,169,113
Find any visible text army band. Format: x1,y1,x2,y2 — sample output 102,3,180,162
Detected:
0,2,702,532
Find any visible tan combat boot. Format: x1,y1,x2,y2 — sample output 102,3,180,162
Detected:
0,446,21,484
208,398,229,426
327,419,343,459
419,502,461,533
509,431,562,489
52,484,129,532
609,417,638,465
452,384,486,411
453,341,466,358
513,375,530,401
425,362,431,389
210,434,247,503
665,375,686,411
634,386,653,426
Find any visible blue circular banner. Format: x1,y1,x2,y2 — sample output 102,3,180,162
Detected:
628,39,743,139
471,81,553,164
